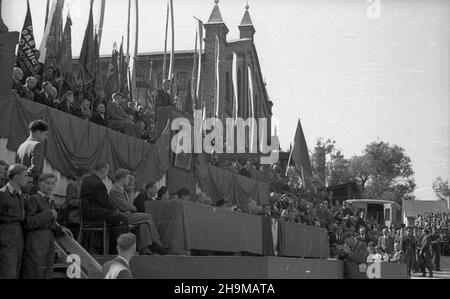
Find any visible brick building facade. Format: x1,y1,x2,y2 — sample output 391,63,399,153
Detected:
74,1,273,140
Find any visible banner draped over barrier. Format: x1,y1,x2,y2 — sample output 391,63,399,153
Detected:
195,153,270,209
0,95,170,187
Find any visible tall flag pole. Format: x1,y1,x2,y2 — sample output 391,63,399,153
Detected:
291,119,314,190
78,0,95,101
97,0,106,47
38,0,57,64
45,0,50,30
94,31,104,100
43,0,65,81
247,65,255,152
232,52,239,119
192,17,203,111
215,35,220,118
127,0,131,58
162,1,169,81
16,0,39,78
168,0,175,79
285,143,293,176
104,42,119,99
59,12,73,95
130,0,139,99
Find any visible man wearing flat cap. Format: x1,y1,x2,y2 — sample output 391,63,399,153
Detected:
0,164,29,279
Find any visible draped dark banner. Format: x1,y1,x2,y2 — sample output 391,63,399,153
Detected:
195,153,270,209
0,95,171,187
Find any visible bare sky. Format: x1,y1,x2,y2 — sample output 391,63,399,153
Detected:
4,0,450,200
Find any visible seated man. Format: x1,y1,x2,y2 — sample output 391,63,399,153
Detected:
133,182,157,213
177,188,190,201
91,102,108,127
80,163,128,252
109,169,169,255
107,93,139,137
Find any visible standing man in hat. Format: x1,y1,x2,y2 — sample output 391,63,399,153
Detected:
0,164,29,279
16,120,49,194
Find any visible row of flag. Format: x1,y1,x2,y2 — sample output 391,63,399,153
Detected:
16,0,130,100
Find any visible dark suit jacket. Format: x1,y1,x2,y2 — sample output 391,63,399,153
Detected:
0,185,25,223
133,192,152,214
109,184,137,213
24,192,61,234
15,137,45,180
91,112,109,127
107,102,129,122
378,235,395,255
12,80,26,98
35,92,53,107
155,89,174,109
102,256,133,279
80,174,114,212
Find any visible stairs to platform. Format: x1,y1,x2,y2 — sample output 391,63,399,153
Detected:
53,236,103,279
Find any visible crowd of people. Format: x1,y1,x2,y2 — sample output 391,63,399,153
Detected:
11,66,183,143
0,119,177,279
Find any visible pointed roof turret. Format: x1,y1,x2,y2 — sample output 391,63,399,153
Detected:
207,0,224,24
240,3,253,26
239,3,255,40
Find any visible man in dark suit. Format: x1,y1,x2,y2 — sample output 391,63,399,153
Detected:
80,163,128,249
402,227,417,279
133,182,157,213
343,235,368,279
91,102,108,127
419,228,433,278
378,228,395,256
155,79,175,123
155,79,175,109
107,92,138,137
35,82,54,107
0,164,29,279
102,233,136,279
16,120,49,194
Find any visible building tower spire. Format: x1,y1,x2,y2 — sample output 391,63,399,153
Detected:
239,2,255,40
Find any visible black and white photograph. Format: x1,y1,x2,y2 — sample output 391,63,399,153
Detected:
0,0,449,285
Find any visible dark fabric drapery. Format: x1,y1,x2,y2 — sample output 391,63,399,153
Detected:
278,221,330,259
0,96,171,187
195,153,270,209
145,200,264,255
